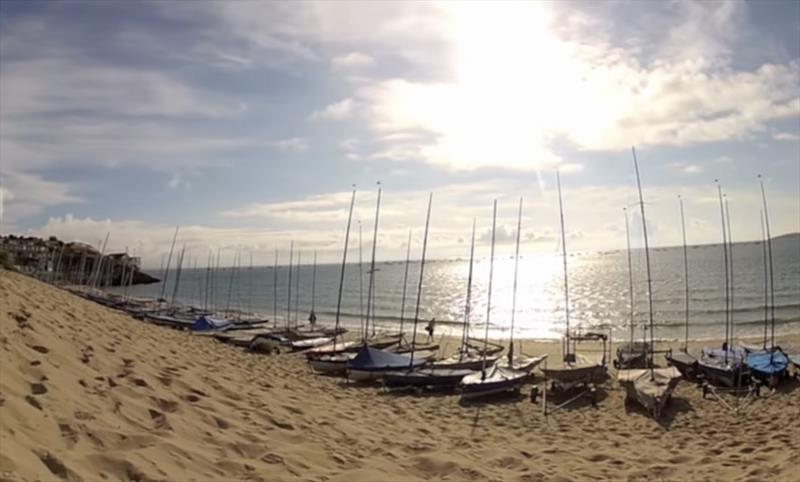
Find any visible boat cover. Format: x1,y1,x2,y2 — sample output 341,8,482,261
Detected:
192,315,233,332
702,346,746,364
746,350,789,376
346,346,427,371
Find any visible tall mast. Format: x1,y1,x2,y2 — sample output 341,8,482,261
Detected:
171,245,186,308
398,229,413,338
408,193,433,368
92,232,110,290
758,175,776,349
760,210,769,349
294,250,302,327
556,171,571,362
679,197,690,351
311,250,317,316
159,227,179,302
273,248,278,323
724,197,735,349
715,180,730,363
204,250,211,311
365,183,382,342
481,200,498,378
508,197,523,366
224,248,238,317
624,208,635,350
286,241,293,330
461,220,477,356
334,187,357,351
358,221,365,339
248,252,253,318
632,147,654,373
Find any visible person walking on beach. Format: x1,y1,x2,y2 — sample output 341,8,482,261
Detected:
425,317,436,341
308,310,317,327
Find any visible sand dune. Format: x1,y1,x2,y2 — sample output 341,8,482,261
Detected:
1,270,798,481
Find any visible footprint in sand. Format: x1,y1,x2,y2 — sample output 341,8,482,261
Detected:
148,409,171,430
30,382,47,395
58,423,79,447
31,345,49,354
36,451,76,481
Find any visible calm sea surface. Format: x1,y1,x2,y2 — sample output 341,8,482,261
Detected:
112,236,800,342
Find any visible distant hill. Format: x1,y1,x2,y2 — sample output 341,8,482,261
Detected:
771,232,799,243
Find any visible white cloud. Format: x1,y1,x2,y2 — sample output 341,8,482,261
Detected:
332,52,375,68
308,98,355,121
272,137,309,152
773,132,800,141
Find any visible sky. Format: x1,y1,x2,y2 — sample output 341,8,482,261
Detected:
0,0,798,268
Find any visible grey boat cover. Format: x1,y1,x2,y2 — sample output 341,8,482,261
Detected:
346,346,427,371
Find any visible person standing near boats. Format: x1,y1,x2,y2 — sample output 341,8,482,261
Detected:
425,317,436,341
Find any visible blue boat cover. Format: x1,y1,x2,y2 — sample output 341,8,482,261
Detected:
747,350,789,376
346,346,427,371
192,315,233,332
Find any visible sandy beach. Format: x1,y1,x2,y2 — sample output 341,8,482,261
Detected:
1,269,798,482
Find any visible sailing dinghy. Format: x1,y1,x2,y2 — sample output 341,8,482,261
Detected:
615,147,682,419
460,200,527,400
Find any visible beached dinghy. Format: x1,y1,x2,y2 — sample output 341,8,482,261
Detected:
746,349,789,387
541,351,607,390
309,352,357,374
460,201,528,400
384,367,475,388
618,367,682,418
697,346,748,387
290,336,334,351
461,365,527,399
666,350,698,379
615,342,649,370
346,346,432,381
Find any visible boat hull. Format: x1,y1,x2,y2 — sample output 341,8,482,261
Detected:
746,350,789,386
541,363,606,388
666,351,698,379
618,367,681,419
383,368,474,387
460,366,526,400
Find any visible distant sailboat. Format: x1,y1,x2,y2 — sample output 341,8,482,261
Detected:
614,207,649,370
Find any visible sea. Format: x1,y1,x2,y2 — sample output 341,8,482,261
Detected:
111,235,800,342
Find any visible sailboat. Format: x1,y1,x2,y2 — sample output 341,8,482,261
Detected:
432,220,501,371
383,219,482,388
308,188,361,374
541,172,608,390
498,198,546,374
616,148,681,419
460,200,528,400
614,208,649,370
745,176,789,387
665,196,699,378
347,192,439,381
696,181,748,387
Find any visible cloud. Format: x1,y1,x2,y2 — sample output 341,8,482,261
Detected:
331,52,374,68
308,98,355,121
773,132,800,141
272,137,309,152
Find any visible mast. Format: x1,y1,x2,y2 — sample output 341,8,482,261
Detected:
758,175,776,349
715,180,730,363
273,248,278,323
365,183,382,342
159,227,179,303
461,219,477,358
204,251,211,311
679,197,690,351
294,250,301,327
481,200,498,378
508,198,523,366
310,250,317,318
287,241,293,330
358,221,365,339
398,229,413,338
224,248,239,318
248,252,253,318
408,193,433,369
760,210,769,348
624,208,636,350
92,232,110,290
631,147,654,373
334,187,357,351
556,171,571,362
725,196,735,349
170,245,186,308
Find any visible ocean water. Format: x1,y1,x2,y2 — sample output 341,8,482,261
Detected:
112,236,800,342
